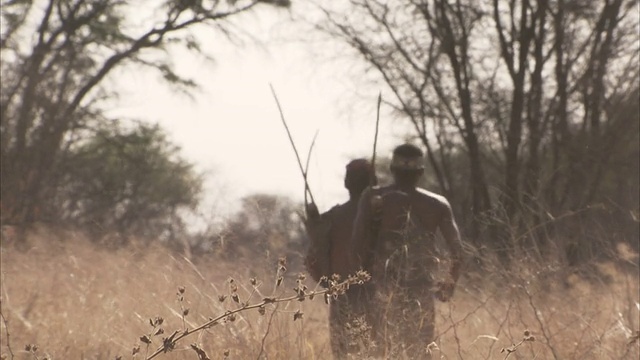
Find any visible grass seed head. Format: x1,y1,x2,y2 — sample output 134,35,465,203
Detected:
150,316,164,327
140,335,152,344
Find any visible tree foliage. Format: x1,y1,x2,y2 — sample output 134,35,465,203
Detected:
57,122,201,240
0,0,289,232
205,194,307,266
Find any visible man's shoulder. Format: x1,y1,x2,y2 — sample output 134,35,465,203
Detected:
324,201,354,217
415,188,451,208
322,204,341,217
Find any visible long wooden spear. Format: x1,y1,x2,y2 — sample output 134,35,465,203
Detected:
269,84,317,206
371,92,382,186
304,130,319,208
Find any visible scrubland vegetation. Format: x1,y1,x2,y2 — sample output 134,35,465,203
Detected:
1,224,637,359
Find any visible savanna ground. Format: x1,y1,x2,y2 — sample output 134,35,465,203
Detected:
0,226,638,360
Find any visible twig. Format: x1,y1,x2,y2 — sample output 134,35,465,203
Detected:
144,271,370,359
501,330,536,359
256,302,279,360
0,299,15,360
522,285,559,358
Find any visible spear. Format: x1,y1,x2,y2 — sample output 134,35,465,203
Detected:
269,84,317,206
304,130,319,208
371,92,382,186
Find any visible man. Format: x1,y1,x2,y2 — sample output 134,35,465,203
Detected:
304,158,375,360
351,143,463,359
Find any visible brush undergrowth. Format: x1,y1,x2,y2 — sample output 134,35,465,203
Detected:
0,225,638,359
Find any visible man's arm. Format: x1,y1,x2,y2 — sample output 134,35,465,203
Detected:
350,188,375,272
439,200,463,283
432,199,464,302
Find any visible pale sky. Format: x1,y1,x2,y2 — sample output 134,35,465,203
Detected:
106,5,408,227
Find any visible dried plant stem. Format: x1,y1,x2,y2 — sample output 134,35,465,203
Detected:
0,300,14,360
256,302,279,360
523,286,559,358
144,275,368,359
502,338,527,359
501,330,536,359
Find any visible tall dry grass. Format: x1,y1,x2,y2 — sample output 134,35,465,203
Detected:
0,227,333,359
1,226,638,359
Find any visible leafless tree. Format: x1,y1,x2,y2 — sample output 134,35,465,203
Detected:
311,0,639,257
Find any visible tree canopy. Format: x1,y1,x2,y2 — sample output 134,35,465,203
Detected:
312,0,639,258
0,0,290,235
57,122,201,240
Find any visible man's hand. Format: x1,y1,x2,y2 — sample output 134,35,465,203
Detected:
434,281,456,302
305,202,320,221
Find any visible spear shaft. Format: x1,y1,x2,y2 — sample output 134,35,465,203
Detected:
371,92,382,186
269,84,317,206
304,130,319,207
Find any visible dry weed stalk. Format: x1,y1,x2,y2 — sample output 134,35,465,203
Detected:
128,257,370,360
24,343,48,360
0,299,14,360
500,329,536,359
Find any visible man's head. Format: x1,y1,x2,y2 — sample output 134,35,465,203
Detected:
390,144,425,187
344,158,375,196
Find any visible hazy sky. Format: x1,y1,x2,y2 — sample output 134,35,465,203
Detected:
107,5,407,225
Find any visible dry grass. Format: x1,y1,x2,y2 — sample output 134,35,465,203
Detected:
1,226,638,359
434,257,640,359
0,227,333,359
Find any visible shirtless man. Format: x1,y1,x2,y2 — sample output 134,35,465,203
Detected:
351,144,463,359
304,158,375,359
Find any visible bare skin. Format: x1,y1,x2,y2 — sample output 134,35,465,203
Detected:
350,164,463,358
303,159,374,360
305,197,361,280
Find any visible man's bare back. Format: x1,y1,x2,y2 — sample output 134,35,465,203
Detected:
349,144,463,359
353,185,459,288
303,158,375,360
